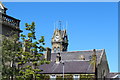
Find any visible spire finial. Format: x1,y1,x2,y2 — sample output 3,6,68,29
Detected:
58,20,62,30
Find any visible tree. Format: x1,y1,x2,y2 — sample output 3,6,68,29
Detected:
2,22,49,80
16,22,49,80
2,32,21,80
90,49,97,80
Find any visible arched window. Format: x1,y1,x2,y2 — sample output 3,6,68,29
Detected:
57,47,60,52
53,48,56,53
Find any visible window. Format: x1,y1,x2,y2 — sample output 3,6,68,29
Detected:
73,75,80,80
89,56,92,60
103,70,105,76
50,75,56,80
57,47,60,52
54,48,56,53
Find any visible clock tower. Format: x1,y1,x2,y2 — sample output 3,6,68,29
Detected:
51,28,68,53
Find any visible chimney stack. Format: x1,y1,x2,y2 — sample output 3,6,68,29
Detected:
56,53,61,64
93,49,97,57
45,47,51,61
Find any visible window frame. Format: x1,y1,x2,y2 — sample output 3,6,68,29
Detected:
73,75,80,80
50,75,56,80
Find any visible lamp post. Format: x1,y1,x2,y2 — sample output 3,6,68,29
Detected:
62,61,64,80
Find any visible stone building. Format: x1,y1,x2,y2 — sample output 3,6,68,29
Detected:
0,2,22,38
41,28,119,80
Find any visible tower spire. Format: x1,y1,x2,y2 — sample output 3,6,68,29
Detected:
52,21,68,53
58,20,62,30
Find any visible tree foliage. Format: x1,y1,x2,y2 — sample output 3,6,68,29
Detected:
2,33,20,80
2,22,49,80
90,49,97,72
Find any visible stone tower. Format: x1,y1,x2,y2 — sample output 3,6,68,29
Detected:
51,28,68,53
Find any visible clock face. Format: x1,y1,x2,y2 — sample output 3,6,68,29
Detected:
55,35,60,41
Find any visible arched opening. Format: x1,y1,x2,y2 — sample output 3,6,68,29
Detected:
53,47,56,53
57,47,60,52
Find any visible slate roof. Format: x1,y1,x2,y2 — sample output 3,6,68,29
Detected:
106,73,120,78
51,49,104,64
39,60,94,74
38,49,104,74
23,49,104,74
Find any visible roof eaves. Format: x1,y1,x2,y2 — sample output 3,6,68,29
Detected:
40,72,95,74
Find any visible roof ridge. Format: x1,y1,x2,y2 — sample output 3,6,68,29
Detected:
61,49,104,53
51,49,104,54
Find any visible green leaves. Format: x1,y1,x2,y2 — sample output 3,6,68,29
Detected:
16,22,49,79
21,34,26,37
2,34,21,79
39,36,44,43
25,22,36,40
28,33,33,37
2,22,49,80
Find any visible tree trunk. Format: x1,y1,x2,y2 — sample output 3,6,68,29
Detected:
10,61,13,80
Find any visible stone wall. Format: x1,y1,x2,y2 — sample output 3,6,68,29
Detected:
97,50,110,79
43,74,95,80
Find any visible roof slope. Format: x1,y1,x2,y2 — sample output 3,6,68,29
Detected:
106,73,120,78
24,49,104,74
51,49,104,64
39,61,94,74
